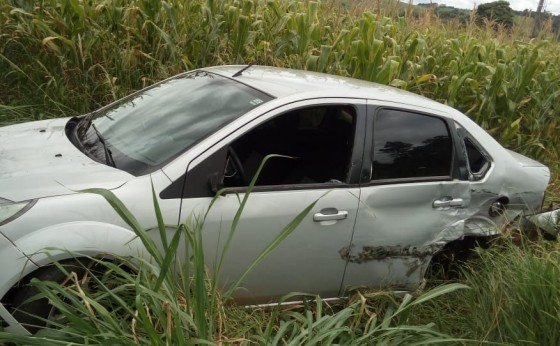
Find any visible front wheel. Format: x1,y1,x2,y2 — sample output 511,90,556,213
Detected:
9,259,96,334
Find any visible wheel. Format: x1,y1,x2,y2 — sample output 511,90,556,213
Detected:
9,259,94,334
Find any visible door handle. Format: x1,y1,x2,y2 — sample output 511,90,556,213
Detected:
313,210,348,222
433,198,464,208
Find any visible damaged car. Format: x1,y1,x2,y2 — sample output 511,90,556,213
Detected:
0,65,558,334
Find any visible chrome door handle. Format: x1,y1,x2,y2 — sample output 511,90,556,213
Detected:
449,198,464,207
433,198,464,208
313,210,348,222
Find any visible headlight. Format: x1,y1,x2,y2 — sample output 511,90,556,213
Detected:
0,198,36,226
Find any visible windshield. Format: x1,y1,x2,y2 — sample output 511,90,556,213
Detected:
79,71,272,175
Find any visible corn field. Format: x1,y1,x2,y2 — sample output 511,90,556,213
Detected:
1,0,560,176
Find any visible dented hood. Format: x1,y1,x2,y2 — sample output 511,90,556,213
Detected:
0,118,132,201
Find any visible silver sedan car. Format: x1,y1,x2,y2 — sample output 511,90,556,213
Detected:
0,65,557,334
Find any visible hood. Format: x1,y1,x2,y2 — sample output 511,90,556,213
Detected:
506,149,547,168
0,118,133,201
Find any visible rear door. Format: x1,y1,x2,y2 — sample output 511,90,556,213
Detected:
341,104,471,292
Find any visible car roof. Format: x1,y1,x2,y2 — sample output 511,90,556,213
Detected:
203,65,451,114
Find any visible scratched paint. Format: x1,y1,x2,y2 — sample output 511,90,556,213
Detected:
340,244,443,263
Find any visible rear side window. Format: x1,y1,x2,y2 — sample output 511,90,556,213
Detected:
464,138,489,174
372,109,452,180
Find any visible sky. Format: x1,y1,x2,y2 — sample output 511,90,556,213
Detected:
412,1,560,15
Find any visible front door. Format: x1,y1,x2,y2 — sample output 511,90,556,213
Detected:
178,100,367,301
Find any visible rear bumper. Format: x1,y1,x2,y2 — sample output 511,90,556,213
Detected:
524,207,560,237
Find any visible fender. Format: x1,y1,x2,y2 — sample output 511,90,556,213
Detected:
0,232,37,301
1,221,150,300
13,221,150,267
0,221,152,335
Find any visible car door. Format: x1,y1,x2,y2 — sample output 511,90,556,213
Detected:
340,103,472,292
166,99,367,302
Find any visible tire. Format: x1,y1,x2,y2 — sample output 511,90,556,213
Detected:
9,259,91,334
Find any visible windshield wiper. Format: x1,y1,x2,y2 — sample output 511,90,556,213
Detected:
91,123,116,168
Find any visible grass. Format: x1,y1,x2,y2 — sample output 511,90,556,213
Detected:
411,236,560,345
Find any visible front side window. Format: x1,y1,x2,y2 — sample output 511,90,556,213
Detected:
372,109,452,180
224,105,357,188
176,105,358,199
77,71,272,175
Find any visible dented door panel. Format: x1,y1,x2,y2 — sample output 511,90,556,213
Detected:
341,181,471,291
339,101,552,293
339,103,473,292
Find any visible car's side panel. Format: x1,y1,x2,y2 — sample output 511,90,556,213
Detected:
451,110,550,232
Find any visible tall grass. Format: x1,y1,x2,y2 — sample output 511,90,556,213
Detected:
410,236,560,344
464,239,560,344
